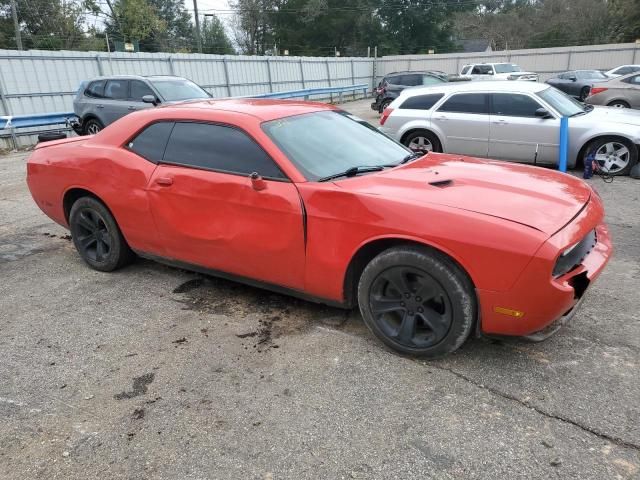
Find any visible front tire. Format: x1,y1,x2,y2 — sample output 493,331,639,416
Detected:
584,136,637,176
69,197,134,272
357,246,476,357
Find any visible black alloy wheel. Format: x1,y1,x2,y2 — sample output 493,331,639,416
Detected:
69,196,134,271
368,266,453,348
358,246,476,357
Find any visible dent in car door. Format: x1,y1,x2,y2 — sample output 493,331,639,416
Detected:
488,93,560,164
146,122,306,289
433,93,489,156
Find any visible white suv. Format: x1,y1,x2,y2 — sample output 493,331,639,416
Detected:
460,63,538,81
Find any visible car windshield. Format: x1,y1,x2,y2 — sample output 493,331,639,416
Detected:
149,79,210,101
262,111,412,181
494,64,522,73
537,86,586,116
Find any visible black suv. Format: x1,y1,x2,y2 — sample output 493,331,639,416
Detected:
371,71,447,113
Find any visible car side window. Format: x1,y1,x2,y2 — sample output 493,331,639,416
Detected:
401,74,421,86
130,81,155,101
491,93,542,117
386,75,401,85
422,75,444,85
461,66,471,75
623,74,640,85
399,93,444,110
616,67,632,75
85,80,106,98
104,80,129,100
438,93,489,114
163,122,286,180
127,122,175,163
471,65,492,75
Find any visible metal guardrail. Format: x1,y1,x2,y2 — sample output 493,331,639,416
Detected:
0,83,370,149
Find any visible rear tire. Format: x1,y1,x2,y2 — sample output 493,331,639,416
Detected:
403,130,442,154
378,98,392,114
83,118,104,135
579,86,590,102
357,245,476,357
69,197,134,272
584,136,637,176
607,100,630,108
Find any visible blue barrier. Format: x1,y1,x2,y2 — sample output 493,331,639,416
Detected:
558,116,569,172
250,84,368,100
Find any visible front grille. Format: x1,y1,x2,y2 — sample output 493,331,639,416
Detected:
553,229,597,277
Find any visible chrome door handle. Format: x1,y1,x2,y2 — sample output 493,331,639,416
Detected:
492,120,508,125
127,106,137,111
435,116,448,121
96,104,104,109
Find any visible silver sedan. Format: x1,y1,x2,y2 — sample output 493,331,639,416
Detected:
380,81,640,175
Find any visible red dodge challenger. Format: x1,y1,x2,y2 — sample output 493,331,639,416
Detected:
27,99,612,357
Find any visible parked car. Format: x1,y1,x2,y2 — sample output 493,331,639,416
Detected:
460,63,538,81
585,71,640,109
26,99,611,357
379,81,640,175
371,71,447,113
72,75,211,135
545,70,609,101
604,65,640,78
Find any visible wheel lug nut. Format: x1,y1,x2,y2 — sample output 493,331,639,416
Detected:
404,293,411,298
401,302,405,307
418,307,424,313
415,296,422,302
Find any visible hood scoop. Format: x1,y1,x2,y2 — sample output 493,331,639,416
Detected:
429,179,453,188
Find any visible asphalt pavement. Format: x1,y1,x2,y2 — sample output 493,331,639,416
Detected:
1,98,639,479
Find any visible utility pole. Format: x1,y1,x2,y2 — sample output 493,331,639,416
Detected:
193,0,202,53
10,0,22,50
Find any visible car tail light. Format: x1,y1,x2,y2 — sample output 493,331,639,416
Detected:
380,107,393,126
589,87,608,96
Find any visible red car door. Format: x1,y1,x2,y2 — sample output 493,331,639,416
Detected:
146,121,306,290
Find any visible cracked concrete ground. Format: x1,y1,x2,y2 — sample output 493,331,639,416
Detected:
1,98,639,479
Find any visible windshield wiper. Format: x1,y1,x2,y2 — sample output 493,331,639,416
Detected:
399,152,423,164
571,104,594,117
317,165,385,182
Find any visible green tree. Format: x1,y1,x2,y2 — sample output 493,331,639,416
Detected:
103,0,166,44
202,14,235,54
140,0,194,52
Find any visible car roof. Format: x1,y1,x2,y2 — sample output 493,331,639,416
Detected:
385,71,444,76
400,80,548,96
88,75,187,81
164,98,338,121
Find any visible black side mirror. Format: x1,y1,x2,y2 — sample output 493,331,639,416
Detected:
142,95,159,106
535,107,553,119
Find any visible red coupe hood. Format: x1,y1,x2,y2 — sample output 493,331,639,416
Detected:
341,153,591,235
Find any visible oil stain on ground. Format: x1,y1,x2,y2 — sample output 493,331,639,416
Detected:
171,275,354,351
114,373,155,400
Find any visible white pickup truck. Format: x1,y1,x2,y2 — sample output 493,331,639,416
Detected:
460,63,538,81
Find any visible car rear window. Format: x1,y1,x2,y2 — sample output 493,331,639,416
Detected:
127,122,175,163
85,80,105,98
438,93,489,114
399,93,444,110
163,122,285,179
